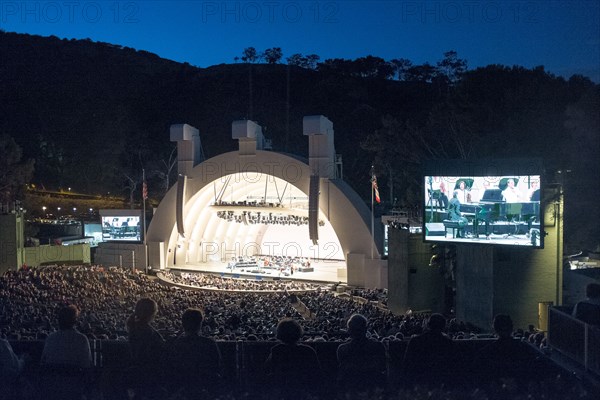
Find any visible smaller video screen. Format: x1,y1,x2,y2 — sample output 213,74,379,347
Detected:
100,210,142,242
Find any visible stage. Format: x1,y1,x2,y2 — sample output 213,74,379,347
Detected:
163,259,347,284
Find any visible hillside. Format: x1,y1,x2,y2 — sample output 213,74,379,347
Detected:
0,31,435,198
1,31,599,251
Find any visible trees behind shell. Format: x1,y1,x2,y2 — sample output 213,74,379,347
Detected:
0,134,34,207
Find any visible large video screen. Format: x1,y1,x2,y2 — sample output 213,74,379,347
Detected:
423,175,542,247
100,210,142,242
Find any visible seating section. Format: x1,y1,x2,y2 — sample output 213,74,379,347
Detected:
6,337,568,399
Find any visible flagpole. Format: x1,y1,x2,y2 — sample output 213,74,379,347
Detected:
371,166,374,260
142,168,148,274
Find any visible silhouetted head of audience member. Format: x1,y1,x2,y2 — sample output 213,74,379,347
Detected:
182,308,204,335
493,314,513,339
135,298,158,323
586,283,600,300
427,313,446,333
347,313,368,340
57,305,79,330
276,318,303,345
127,297,158,333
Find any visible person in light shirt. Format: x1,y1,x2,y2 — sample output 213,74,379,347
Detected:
40,304,92,369
455,180,470,203
470,179,491,203
528,180,541,201
502,179,522,203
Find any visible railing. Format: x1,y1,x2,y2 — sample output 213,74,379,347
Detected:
548,305,600,376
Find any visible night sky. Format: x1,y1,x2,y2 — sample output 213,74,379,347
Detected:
1,0,599,81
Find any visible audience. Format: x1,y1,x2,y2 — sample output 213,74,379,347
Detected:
0,265,445,342
264,318,323,399
336,313,388,394
402,313,458,385
1,336,25,400
0,264,596,400
572,282,600,326
164,270,321,292
474,314,543,386
40,305,92,368
0,337,24,378
39,304,92,400
126,297,165,399
170,308,222,397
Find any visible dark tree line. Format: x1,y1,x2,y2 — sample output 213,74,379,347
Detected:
0,135,34,207
237,47,467,84
1,32,598,251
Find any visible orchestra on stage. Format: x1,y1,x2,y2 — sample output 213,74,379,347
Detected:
227,255,314,276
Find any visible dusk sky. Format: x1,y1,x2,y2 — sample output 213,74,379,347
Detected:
1,0,599,81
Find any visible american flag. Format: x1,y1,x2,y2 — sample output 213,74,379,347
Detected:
372,175,381,204
142,181,148,200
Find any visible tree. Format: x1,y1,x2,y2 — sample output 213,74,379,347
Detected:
264,47,283,64
0,134,35,206
405,63,438,83
305,54,320,70
287,53,304,67
318,58,355,75
36,135,67,189
156,145,178,194
241,47,258,63
391,58,413,81
361,116,420,204
123,172,140,209
318,57,394,79
287,53,320,70
354,56,395,79
437,50,467,84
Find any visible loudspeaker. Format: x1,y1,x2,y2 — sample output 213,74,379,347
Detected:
308,175,320,242
176,174,187,236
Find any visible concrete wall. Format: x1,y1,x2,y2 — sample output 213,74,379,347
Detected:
0,213,23,273
407,236,446,313
388,194,562,331
24,244,91,267
387,228,409,314
2,213,90,271
455,191,563,331
387,228,445,314
347,255,387,289
94,242,147,270
455,245,494,330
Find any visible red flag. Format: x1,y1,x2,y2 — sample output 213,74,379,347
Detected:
372,175,381,203
142,181,148,200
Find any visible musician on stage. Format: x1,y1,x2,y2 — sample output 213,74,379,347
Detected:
528,180,541,201
426,177,449,209
502,179,522,203
455,180,470,203
448,191,468,238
